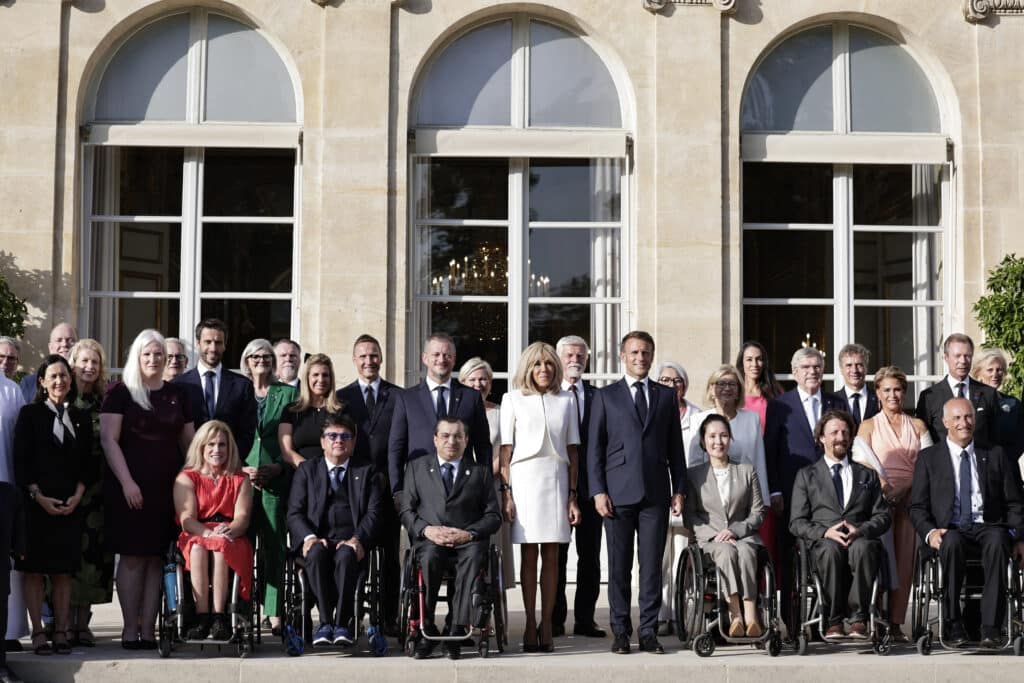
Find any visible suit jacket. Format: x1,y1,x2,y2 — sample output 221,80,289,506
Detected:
838,386,880,423
499,389,579,464
175,366,257,456
0,480,25,596
684,462,765,543
19,374,37,404
246,382,296,497
387,379,490,494
286,457,383,551
908,441,1024,540
587,378,686,508
789,458,890,542
915,377,998,449
399,455,500,543
764,388,844,504
337,379,400,483
570,381,597,499
995,392,1024,460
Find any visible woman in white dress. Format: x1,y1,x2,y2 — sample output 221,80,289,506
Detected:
0,374,28,650
499,342,581,652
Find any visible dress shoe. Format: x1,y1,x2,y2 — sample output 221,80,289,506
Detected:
823,624,845,640
638,633,665,654
847,622,868,640
445,642,461,660
946,621,968,648
573,623,607,638
745,621,763,638
979,627,1001,650
209,614,232,641
415,624,439,659
0,664,23,683
188,614,212,641
891,626,908,643
3,640,21,653
727,618,745,638
611,632,631,654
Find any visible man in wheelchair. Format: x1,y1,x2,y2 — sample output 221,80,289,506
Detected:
287,414,383,647
909,397,1024,649
789,410,890,640
400,417,501,659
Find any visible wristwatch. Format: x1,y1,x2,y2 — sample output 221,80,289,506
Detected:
499,482,512,492
28,489,39,501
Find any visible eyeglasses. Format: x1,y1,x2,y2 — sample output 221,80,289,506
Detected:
167,354,187,362
249,354,273,362
0,354,17,363
715,381,739,389
658,377,684,386
323,432,354,442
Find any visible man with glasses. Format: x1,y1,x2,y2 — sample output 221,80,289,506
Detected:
163,338,190,382
0,338,19,381
287,414,383,648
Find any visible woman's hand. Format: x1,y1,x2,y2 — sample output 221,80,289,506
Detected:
568,498,581,526
212,523,233,540
61,492,83,515
502,493,516,523
712,528,738,545
121,479,143,510
36,494,65,516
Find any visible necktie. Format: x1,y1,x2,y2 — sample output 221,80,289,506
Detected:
440,463,454,496
956,382,966,399
851,393,862,428
811,395,820,429
957,451,972,528
365,386,376,413
570,384,582,429
203,370,216,417
436,386,447,418
831,463,845,509
633,381,648,424
54,403,67,444
330,466,345,493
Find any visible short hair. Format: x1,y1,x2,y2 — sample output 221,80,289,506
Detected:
274,338,302,355
971,348,1008,380
0,336,19,352
32,354,78,405
942,396,975,419
69,338,109,391
352,334,381,353
698,413,733,450
122,329,166,410
873,365,908,392
790,346,824,371
194,318,228,341
704,365,745,410
512,342,563,395
290,353,345,414
943,333,974,355
654,361,689,389
422,333,455,354
321,412,358,438
838,343,871,365
240,338,275,378
458,357,493,384
433,416,468,436
165,337,188,352
620,330,655,353
555,335,590,358
814,409,855,444
183,420,241,475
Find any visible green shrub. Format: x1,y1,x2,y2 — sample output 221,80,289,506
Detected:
973,253,1024,397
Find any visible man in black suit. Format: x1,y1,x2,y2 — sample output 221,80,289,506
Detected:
836,343,880,429
789,410,890,639
916,333,999,448
909,397,1024,648
387,333,490,502
18,323,77,402
0,481,24,683
588,331,685,655
174,318,257,456
400,417,501,660
336,334,402,634
287,414,382,648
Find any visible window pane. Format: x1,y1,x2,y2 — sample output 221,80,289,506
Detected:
415,21,512,126
416,158,508,220
529,303,621,375
849,27,940,133
529,228,620,297
743,305,834,374
201,299,292,368
529,22,621,128
528,159,621,222
854,232,941,301
854,306,941,378
92,148,184,216
743,231,832,298
90,223,181,291
90,298,180,369
422,302,508,373
740,26,833,132
201,224,292,293
418,226,508,296
205,14,297,123
203,149,295,217
743,163,833,224
853,164,941,226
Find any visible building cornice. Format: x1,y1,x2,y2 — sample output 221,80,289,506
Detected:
963,0,1024,22
643,0,737,15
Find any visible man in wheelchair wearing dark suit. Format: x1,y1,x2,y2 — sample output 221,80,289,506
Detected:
400,416,501,659
287,414,383,648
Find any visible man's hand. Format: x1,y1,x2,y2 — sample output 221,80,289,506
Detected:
36,494,65,517
927,528,947,551
770,494,784,516
823,521,851,547
302,536,327,558
424,525,471,547
594,493,614,518
671,493,685,517
339,536,365,561
712,528,737,545
568,499,581,526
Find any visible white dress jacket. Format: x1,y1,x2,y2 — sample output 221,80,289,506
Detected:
499,389,580,463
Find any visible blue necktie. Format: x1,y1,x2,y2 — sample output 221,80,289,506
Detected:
441,463,454,496
634,381,648,424
436,386,447,418
850,393,862,428
330,466,345,493
957,451,972,528
203,370,216,417
832,463,844,509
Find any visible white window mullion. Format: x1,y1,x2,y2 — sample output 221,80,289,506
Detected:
508,159,526,371
511,17,528,130
834,164,852,368
833,23,850,135
180,149,201,351
290,143,302,343
186,9,206,125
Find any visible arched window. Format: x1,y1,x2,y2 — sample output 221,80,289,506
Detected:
740,23,948,396
82,8,300,367
409,16,629,388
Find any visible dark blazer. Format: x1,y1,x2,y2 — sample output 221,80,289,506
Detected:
0,481,25,597
337,379,400,483
838,386,880,423
175,366,257,456
587,378,686,507
400,455,501,542
915,377,998,448
764,388,844,504
995,392,1024,460
286,457,383,552
908,441,1024,539
387,379,490,494
789,458,890,542
19,374,37,404
572,380,597,500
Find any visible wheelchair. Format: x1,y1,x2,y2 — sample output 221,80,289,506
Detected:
910,541,1024,655
674,542,784,657
156,541,260,658
790,537,893,655
397,544,508,658
280,540,389,657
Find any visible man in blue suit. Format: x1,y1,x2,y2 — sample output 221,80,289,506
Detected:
174,318,257,457
588,331,685,655
835,343,880,429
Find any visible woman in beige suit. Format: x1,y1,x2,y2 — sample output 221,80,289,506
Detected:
684,414,766,638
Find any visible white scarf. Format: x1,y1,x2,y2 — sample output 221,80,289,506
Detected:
45,399,75,444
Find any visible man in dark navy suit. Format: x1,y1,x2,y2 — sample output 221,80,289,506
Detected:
174,318,257,456
916,333,999,449
387,333,490,503
835,343,880,428
588,331,685,655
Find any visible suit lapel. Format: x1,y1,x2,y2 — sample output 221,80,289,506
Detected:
417,382,436,423
789,391,815,444
816,459,842,512
976,447,989,509
311,462,327,525
347,464,363,519
368,383,389,432
614,379,643,429
424,459,448,502
449,461,473,500
726,465,742,519
844,464,867,513
644,381,659,432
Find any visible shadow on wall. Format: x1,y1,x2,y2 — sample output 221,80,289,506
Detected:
0,251,70,369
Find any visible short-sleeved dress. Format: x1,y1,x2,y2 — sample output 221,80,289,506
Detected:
176,470,254,599
280,405,344,461
101,382,193,556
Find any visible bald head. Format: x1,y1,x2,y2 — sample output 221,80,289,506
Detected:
942,397,975,448
49,323,78,359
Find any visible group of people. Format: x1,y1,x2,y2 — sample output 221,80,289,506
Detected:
0,321,1022,679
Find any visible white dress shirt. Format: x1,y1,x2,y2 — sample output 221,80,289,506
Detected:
713,466,731,508
843,385,866,423
198,360,223,406
946,375,973,401
625,374,650,405
946,438,983,523
797,387,823,433
823,454,853,507
426,377,452,414
562,379,584,425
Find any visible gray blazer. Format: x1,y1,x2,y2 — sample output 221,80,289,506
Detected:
684,461,765,543
789,458,890,542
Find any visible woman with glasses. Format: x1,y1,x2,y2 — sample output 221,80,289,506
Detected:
162,338,190,382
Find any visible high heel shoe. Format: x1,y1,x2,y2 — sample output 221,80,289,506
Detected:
522,624,539,653
538,623,554,652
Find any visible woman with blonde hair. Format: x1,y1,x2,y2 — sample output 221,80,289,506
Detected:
279,353,347,467
499,342,581,652
970,348,1024,470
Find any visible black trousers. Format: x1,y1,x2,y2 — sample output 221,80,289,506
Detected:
0,587,7,666
553,497,604,629
810,537,881,625
416,540,487,629
305,543,363,628
604,500,668,638
378,503,401,625
939,525,1010,629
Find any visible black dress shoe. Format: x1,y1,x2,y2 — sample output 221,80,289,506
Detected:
414,638,437,659
946,621,968,648
639,634,665,654
3,640,22,653
573,623,607,638
551,623,565,638
611,633,631,654
445,642,461,660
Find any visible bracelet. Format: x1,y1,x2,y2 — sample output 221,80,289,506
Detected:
499,482,512,492
568,488,577,498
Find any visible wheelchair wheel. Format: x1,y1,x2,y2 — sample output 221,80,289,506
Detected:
791,543,813,646
693,633,715,657
916,633,932,656
157,587,174,658
767,633,782,657
675,546,704,648
478,640,490,658
1013,635,1023,657
398,550,416,649
796,635,809,656
872,628,893,656
489,546,507,653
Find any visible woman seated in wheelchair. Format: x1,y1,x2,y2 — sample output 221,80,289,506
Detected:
684,414,766,638
173,420,254,640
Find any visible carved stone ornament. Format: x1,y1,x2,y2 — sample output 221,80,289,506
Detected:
643,0,737,15
964,0,1024,22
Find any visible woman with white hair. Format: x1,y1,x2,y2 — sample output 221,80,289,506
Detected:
971,347,1024,471
100,329,196,650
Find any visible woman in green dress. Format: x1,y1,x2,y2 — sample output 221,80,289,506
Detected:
240,338,296,636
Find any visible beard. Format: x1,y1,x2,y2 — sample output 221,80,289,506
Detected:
564,364,583,380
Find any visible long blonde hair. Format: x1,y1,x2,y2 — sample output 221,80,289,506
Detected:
511,342,562,395
183,420,242,475
289,353,345,413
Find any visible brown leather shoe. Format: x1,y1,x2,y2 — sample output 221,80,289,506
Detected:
728,619,745,638
848,622,868,639
824,624,845,640
745,621,763,638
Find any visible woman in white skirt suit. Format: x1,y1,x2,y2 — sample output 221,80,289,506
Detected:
499,342,581,652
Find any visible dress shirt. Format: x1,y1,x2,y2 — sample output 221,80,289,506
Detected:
945,438,983,524
946,375,973,401
358,377,382,403
844,385,866,423
426,377,452,414
822,454,853,507
713,465,731,508
435,454,462,481
797,387,823,433
562,379,584,425
625,374,650,405
198,361,223,407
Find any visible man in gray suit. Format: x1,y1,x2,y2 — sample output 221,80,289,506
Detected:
789,410,890,639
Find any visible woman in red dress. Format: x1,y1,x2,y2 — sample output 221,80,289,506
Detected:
173,420,253,640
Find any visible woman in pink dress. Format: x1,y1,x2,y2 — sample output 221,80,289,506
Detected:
735,341,783,434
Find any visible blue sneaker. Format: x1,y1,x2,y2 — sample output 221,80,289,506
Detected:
333,626,354,646
313,624,334,647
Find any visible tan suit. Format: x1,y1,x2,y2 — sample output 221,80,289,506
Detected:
684,462,765,597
